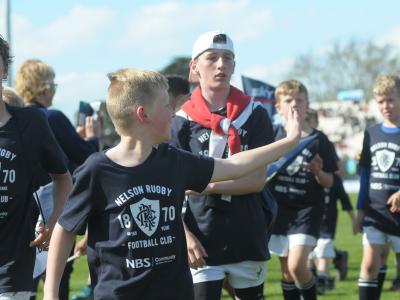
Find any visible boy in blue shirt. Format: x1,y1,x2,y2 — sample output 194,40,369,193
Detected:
357,74,400,300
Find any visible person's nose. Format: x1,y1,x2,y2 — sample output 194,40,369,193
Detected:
216,56,226,69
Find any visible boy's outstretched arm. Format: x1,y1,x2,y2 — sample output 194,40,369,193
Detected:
30,172,72,248
211,107,300,183
199,168,266,195
44,223,76,300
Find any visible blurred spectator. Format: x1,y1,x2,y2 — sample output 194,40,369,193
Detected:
166,75,190,112
310,101,381,178
2,86,24,107
15,59,100,300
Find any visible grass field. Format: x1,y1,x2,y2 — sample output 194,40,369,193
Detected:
36,194,399,299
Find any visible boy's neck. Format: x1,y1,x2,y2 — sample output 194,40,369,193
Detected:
201,86,230,112
106,135,155,167
301,123,314,136
383,119,400,128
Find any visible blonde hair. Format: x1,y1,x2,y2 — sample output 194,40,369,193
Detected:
15,59,55,104
373,74,400,98
2,87,24,107
275,80,308,103
106,68,168,133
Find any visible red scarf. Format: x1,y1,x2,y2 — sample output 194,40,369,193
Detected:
182,85,250,155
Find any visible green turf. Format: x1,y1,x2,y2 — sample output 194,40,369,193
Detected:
36,194,399,299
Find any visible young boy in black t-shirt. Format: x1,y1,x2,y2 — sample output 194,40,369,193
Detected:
357,74,400,300
268,80,338,300
0,36,72,300
306,110,357,293
43,68,301,300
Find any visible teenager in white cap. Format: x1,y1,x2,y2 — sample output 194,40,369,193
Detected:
171,30,275,300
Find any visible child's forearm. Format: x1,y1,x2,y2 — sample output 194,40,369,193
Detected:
207,168,266,195
212,136,298,183
44,224,76,300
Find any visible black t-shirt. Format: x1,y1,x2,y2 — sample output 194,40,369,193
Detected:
269,128,338,237
359,124,400,236
0,107,67,293
170,105,274,265
58,144,214,300
320,174,353,237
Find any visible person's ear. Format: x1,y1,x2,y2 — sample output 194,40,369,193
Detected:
189,59,197,73
136,105,150,123
275,101,281,113
1,66,7,80
189,59,200,83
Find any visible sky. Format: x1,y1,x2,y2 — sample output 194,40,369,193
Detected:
1,0,400,121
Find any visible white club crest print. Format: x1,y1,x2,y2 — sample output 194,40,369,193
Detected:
286,156,303,176
130,198,160,237
375,149,395,172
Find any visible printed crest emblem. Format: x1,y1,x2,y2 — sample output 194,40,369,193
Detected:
376,149,395,172
130,198,160,237
286,156,303,176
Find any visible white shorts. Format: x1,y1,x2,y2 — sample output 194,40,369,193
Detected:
310,238,336,258
190,260,266,289
362,226,400,253
269,234,317,257
0,292,31,300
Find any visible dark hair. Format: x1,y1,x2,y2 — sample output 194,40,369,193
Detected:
0,35,12,70
213,34,227,44
166,75,190,97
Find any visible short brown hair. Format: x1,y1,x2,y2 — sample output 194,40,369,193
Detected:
106,68,168,133
0,35,12,73
275,80,308,103
373,74,400,98
15,59,55,104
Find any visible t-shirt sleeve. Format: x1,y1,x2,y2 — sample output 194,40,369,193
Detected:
177,148,214,192
33,109,67,174
47,110,99,165
170,116,191,150
318,132,338,173
333,174,353,211
358,130,371,169
248,106,274,148
58,157,98,234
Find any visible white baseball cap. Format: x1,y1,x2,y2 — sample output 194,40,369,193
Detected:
191,30,235,60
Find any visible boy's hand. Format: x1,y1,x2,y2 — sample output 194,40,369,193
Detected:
30,223,51,249
186,184,213,196
85,116,101,138
76,125,85,138
74,238,88,257
185,230,208,269
286,105,301,143
309,154,323,175
387,191,400,213
350,214,358,235
185,190,200,196
355,210,364,234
